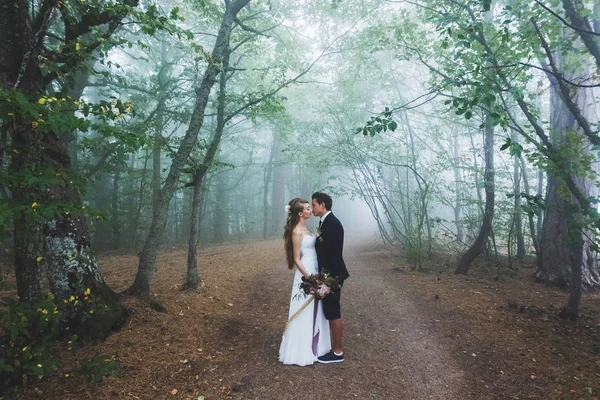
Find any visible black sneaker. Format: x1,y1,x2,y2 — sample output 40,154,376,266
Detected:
317,351,344,363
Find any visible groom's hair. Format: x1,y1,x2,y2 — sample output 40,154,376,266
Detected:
312,192,332,210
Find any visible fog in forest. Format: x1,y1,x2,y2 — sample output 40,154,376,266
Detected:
3,0,600,373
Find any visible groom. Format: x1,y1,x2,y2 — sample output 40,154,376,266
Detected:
312,192,349,363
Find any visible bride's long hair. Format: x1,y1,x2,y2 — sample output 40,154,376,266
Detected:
283,198,309,270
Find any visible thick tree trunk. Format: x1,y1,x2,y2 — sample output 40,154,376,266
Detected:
2,0,133,340
125,0,250,299
455,115,495,274
536,55,600,291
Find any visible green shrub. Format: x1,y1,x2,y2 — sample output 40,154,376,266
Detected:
0,285,117,392
73,353,121,383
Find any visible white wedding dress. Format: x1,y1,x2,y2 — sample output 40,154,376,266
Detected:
279,234,331,366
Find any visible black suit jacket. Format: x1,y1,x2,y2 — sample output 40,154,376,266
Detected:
315,212,349,282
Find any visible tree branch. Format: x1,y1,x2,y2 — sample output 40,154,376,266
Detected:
533,0,600,37
531,17,600,146
559,0,600,69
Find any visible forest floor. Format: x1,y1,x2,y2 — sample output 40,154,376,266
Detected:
2,238,600,400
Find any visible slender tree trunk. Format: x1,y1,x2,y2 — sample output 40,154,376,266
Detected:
263,139,275,239
131,149,150,251
124,0,250,300
453,131,464,243
537,168,544,241
271,135,285,236
456,115,495,274
112,167,121,250
512,134,526,259
213,170,228,242
184,49,232,288
183,171,203,289
520,155,541,266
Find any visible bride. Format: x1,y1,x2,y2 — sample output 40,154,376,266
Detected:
279,198,331,366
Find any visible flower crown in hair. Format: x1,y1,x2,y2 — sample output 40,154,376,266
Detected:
285,205,291,214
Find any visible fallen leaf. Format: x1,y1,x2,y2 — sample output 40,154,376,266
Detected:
171,389,178,395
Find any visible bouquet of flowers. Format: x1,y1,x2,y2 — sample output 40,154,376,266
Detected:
286,273,340,331
297,273,340,300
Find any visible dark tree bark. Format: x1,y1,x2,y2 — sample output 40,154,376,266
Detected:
124,0,251,300
2,0,133,333
455,115,495,274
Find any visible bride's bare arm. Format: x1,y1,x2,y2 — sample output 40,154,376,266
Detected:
292,231,310,278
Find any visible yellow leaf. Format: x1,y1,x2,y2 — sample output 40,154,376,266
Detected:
37,364,42,368
38,98,46,105
180,359,188,364
171,389,177,395
31,121,39,128
75,42,81,51
84,288,91,295
36,256,44,262
471,353,477,357
39,63,45,69
7,112,14,116
31,202,39,208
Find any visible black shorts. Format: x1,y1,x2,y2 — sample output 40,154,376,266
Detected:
322,287,341,320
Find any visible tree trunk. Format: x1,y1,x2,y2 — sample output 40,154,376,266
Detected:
270,136,285,237
512,134,526,259
112,167,121,250
520,155,541,267
213,170,228,242
455,115,495,274
536,51,600,291
124,0,251,300
184,171,203,289
262,140,274,240
185,47,231,289
452,131,464,243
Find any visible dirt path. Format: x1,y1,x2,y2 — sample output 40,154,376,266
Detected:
236,239,474,400
8,238,599,399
